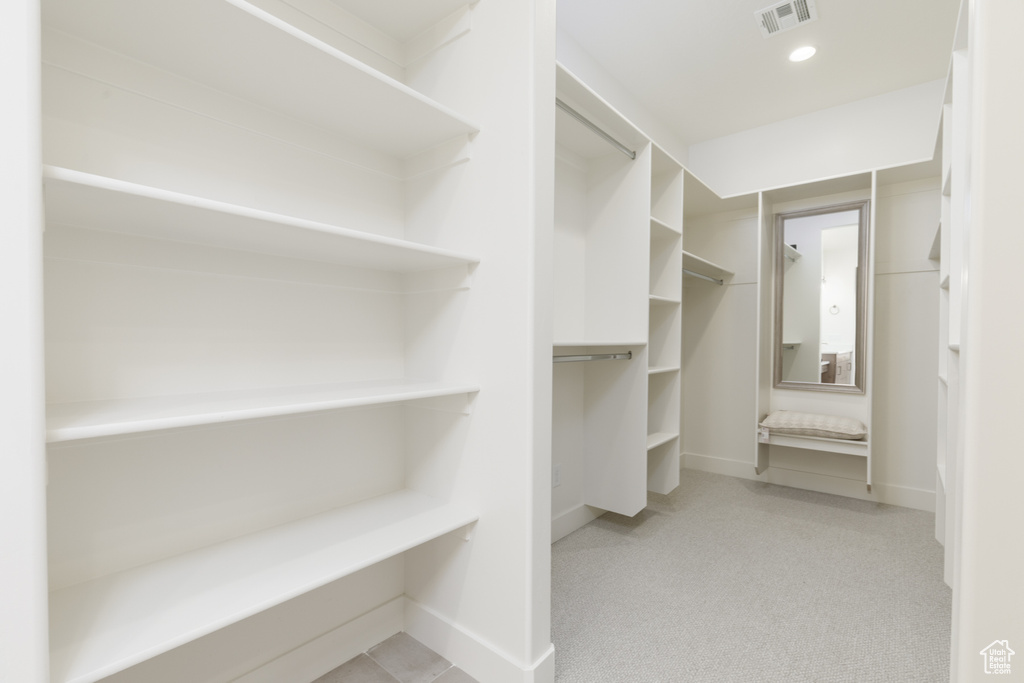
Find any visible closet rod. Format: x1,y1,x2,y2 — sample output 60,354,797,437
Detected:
553,351,632,364
555,98,637,160
683,268,724,286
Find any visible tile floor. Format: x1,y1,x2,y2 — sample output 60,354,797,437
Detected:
313,632,479,683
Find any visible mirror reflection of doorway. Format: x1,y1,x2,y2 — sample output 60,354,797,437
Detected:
774,199,868,393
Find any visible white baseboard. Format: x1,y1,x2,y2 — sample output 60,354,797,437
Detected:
404,598,555,683
234,597,404,683
551,502,605,542
682,452,935,512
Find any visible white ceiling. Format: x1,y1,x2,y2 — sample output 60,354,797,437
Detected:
557,0,962,146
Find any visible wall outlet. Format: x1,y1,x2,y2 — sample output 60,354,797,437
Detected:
553,463,561,488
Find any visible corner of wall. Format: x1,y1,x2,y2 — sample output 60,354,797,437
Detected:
555,27,688,165
687,79,947,197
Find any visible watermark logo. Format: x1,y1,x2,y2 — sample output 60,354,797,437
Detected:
980,640,1014,675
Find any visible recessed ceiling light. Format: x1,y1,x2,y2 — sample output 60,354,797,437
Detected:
789,46,817,62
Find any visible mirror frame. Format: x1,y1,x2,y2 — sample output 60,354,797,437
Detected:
773,199,870,393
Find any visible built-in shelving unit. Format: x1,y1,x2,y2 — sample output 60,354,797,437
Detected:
39,0,550,680
552,64,650,523
647,145,684,496
934,0,969,589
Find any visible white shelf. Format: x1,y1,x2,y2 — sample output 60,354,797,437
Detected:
649,294,682,306
682,250,733,282
48,489,477,683
47,380,480,443
650,216,682,238
648,366,680,376
646,431,678,450
43,167,479,271
766,433,869,457
783,243,803,262
782,341,802,350
42,0,478,159
553,340,647,348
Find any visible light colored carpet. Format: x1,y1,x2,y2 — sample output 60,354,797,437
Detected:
552,469,951,682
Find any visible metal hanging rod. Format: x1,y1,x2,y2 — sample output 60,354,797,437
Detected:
555,98,637,160
683,268,724,286
553,351,633,364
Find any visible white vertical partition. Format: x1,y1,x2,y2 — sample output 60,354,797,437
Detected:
551,64,652,532
754,192,773,475
0,2,49,681
647,145,683,495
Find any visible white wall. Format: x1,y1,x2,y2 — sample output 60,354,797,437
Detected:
820,226,859,356
871,178,940,503
781,219,823,383
687,80,946,198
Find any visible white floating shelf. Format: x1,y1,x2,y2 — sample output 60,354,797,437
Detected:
782,341,802,350
49,489,477,683
42,0,478,159
47,380,480,443
646,432,678,450
43,167,479,271
648,366,680,376
783,243,803,262
682,250,733,282
649,294,682,306
650,216,682,238
766,433,868,457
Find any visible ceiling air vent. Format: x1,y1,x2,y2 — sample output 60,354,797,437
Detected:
756,0,818,38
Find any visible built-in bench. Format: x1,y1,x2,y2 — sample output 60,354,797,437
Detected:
758,410,868,457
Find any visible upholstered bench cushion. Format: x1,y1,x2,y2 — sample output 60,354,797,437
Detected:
760,410,867,441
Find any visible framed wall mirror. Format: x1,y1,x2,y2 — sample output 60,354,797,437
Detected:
774,200,870,393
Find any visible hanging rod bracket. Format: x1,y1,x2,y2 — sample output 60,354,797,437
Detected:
683,268,724,286
553,351,633,364
555,98,637,160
